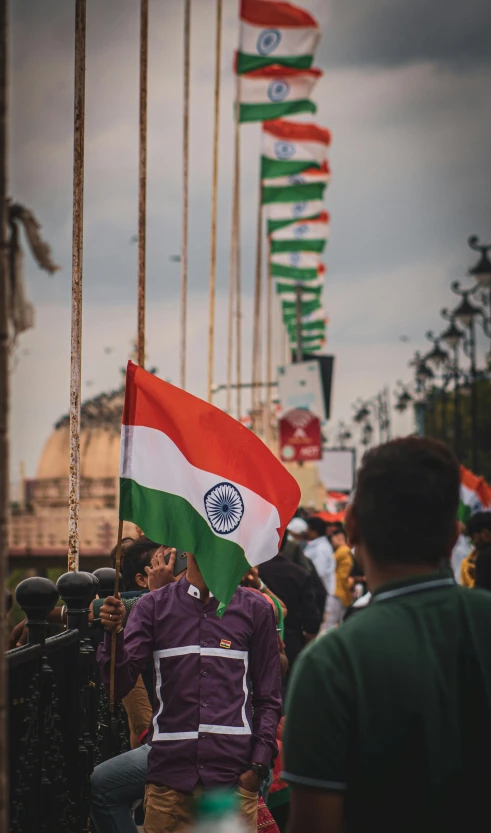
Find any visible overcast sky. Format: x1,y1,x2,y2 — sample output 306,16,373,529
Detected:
9,0,491,479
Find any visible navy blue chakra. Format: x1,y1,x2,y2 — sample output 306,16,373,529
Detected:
274,140,295,161
204,482,244,535
293,202,307,217
268,79,290,103
257,29,281,56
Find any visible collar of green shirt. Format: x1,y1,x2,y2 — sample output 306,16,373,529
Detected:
371,569,455,604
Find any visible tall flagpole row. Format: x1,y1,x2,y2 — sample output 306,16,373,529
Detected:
137,0,148,369
235,117,242,421
207,0,223,403
180,0,191,390
68,0,86,573
265,239,273,446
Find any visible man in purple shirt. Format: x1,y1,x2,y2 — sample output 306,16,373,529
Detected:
99,552,282,832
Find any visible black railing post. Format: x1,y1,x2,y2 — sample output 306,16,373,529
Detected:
57,571,96,833
16,577,59,647
15,578,59,833
92,567,119,599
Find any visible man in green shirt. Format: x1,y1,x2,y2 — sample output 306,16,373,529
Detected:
283,437,491,833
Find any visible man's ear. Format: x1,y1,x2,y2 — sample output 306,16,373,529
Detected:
344,504,359,549
135,572,148,588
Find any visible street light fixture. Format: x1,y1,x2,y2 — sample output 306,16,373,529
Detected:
440,319,464,350
424,331,448,370
468,235,491,288
451,287,481,329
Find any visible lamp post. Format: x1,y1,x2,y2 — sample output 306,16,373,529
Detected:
450,284,481,472
424,331,450,443
440,314,464,461
411,352,434,437
468,235,491,362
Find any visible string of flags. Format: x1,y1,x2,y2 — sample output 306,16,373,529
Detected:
236,0,330,355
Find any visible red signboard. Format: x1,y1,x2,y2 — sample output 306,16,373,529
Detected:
279,409,322,463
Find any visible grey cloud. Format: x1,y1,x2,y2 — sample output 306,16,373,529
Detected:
312,0,491,68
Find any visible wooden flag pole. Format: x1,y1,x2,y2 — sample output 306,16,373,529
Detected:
265,238,273,446
0,0,8,823
180,0,191,390
111,0,148,711
251,185,263,420
68,0,86,573
226,73,240,415
137,0,148,369
235,86,242,420
207,0,223,403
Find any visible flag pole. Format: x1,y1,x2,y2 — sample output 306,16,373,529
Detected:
227,73,240,415
234,78,242,419
180,0,191,390
137,0,148,369
207,0,222,403
251,184,263,423
111,0,148,712
265,238,273,446
0,0,9,823
68,0,86,573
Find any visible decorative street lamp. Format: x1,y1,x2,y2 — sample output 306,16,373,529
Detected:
468,235,491,288
424,331,452,442
440,312,464,462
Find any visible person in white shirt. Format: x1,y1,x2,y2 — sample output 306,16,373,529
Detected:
304,517,336,625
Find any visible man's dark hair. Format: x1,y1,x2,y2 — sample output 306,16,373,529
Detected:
466,512,491,537
353,437,459,565
307,517,327,538
110,536,135,569
121,536,160,590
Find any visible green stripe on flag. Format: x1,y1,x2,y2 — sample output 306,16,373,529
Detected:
270,263,318,280
262,182,326,205
120,478,249,612
261,156,321,180
239,99,316,124
237,53,313,74
458,501,472,525
270,239,326,254
276,283,321,297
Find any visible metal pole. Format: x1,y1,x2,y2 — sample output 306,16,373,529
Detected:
295,283,302,363
251,189,262,415
137,0,148,369
180,0,191,389
0,0,9,823
235,92,242,419
469,317,479,472
226,74,240,415
207,0,222,402
68,0,86,573
265,240,273,446
454,343,462,461
385,386,392,441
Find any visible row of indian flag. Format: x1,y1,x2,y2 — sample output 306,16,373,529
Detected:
236,0,330,354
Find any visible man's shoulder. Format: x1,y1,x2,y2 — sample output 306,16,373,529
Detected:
232,585,274,614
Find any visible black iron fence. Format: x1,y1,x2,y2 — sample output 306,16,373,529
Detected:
7,569,129,833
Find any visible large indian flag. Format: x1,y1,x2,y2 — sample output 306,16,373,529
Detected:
120,362,300,611
268,208,329,237
261,119,331,178
238,66,322,123
459,465,491,524
238,0,320,75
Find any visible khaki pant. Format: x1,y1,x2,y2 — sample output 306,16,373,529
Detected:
144,783,258,833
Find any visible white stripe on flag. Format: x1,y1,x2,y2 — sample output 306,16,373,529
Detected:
240,21,321,58
262,131,327,165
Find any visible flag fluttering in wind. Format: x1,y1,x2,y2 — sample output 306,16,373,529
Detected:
261,119,331,178
264,197,324,223
238,66,322,123
271,250,322,272
269,211,330,252
120,362,301,613
459,465,491,524
238,0,321,74
262,162,331,188
262,179,326,206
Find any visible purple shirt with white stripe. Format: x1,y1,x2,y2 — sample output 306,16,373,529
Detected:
97,577,282,792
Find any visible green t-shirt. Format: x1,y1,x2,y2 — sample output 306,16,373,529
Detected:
283,571,491,833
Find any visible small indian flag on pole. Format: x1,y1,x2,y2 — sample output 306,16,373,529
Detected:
238,0,321,74
263,162,331,188
119,362,300,613
459,465,491,524
237,65,322,123
261,119,331,178
269,210,330,248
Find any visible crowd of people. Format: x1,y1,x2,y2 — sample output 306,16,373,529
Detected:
9,437,491,832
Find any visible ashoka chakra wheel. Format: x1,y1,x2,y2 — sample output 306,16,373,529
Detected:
204,482,244,535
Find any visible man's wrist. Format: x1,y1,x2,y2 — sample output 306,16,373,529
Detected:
250,762,269,782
